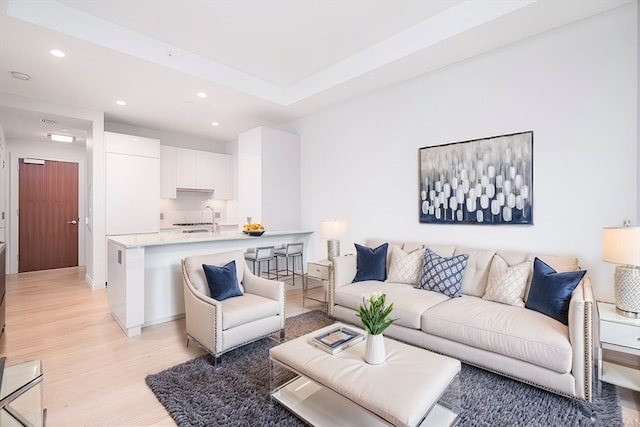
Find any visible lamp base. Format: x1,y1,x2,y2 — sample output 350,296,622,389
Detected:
614,265,640,318
327,240,340,260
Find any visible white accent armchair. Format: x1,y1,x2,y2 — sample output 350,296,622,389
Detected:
182,250,285,362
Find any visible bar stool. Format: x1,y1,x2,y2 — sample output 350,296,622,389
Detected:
274,242,304,286
244,246,277,279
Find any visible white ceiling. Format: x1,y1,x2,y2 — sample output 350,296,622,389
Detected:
0,0,633,145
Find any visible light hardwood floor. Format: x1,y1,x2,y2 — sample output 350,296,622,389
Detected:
1,267,637,426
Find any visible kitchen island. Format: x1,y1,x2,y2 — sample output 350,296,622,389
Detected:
107,230,312,337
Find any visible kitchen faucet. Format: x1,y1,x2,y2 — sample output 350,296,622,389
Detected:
202,205,217,233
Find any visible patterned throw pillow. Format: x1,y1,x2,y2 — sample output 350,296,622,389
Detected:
386,245,424,285
417,248,469,298
482,255,531,307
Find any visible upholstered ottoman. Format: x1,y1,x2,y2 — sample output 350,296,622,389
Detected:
269,323,461,427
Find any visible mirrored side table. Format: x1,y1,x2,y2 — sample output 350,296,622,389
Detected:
0,358,45,426
304,260,331,313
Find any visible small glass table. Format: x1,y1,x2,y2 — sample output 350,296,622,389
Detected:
0,358,45,426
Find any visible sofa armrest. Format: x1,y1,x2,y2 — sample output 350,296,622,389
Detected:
182,264,223,355
327,255,357,316
333,255,357,288
243,270,285,302
568,276,594,401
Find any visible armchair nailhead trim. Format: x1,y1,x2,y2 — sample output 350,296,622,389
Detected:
583,301,593,402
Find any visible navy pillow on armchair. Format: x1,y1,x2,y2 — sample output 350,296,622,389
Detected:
353,243,388,282
525,257,586,325
202,260,243,301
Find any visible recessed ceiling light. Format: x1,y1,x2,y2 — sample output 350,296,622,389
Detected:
50,49,65,58
211,121,219,127
10,71,30,81
48,133,74,143
116,100,126,106
197,92,207,98
40,118,57,125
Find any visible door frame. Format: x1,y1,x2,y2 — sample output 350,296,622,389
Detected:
8,151,86,274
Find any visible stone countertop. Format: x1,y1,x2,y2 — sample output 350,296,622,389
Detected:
107,230,313,248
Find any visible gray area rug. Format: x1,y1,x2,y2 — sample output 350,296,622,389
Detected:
146,310,623,426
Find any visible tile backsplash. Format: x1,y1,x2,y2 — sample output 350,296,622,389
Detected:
160,192,234,228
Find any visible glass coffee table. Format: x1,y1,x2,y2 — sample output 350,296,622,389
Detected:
0,358,45,426
269,323,460,427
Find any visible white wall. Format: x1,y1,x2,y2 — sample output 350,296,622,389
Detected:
284,5,637,301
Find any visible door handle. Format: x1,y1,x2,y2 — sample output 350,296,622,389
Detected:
67,219,78,225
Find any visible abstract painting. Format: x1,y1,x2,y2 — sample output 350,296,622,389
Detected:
419,131,533,225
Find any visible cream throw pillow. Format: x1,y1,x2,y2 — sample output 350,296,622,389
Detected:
386,245,424,285
482,255,531,307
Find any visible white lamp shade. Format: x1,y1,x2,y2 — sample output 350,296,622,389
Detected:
321,220,347,240
602,227,640,266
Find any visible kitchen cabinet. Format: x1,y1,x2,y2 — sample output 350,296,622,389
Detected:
105,132,160,235
210,152,233,200
176,148,198,189
160,145,177,198
174,147,233,198
238,126,300,230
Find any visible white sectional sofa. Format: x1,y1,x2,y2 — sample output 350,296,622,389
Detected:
328,239,594,401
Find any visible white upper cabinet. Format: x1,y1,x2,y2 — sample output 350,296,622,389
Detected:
176,148,199,189
195,151,216,190
160,145,177,199
172,147,233,198
105,132,160,235
209,153,233,200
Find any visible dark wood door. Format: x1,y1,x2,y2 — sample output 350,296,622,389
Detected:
18,159,79,272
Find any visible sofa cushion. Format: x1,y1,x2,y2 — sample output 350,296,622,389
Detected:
482,255,531,307
365,239,403,273
202,261,243,301
495,251,580,301
417,248,468,298
386,245,424,285
455,247,496,297
422,295,573,373
220,293,281,330
354,243,388,282
525,258,586,325
403,242,455,258
335,281,449,329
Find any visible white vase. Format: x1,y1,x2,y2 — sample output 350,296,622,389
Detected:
365,333,385,365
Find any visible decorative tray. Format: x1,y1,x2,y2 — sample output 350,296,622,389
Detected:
243,230,265,236
310,326,364,355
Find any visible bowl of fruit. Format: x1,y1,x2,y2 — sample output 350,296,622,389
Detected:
243,222,265,236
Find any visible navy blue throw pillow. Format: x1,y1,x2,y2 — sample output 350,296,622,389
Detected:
525,258,586,325
202,260,243,301
353,243,388,282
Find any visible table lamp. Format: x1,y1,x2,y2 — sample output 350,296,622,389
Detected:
321,220,347,260
602,225,640,317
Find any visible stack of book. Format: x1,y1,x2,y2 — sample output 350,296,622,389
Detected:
311,326,364,355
